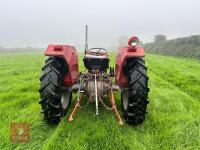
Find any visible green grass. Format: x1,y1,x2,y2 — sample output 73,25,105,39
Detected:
146,54,200,100
0,52,200,150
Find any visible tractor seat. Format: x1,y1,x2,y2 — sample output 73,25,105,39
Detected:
83,48,109,71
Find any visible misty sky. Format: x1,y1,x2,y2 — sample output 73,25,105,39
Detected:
0,0,200,48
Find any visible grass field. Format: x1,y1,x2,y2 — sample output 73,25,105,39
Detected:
0,52,200,150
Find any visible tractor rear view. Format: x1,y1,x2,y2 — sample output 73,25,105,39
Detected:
39,25,149,126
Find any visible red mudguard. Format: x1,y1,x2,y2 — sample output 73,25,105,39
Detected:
115,37,145,88
44,45,78,86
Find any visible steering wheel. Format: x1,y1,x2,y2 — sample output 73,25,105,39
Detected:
87,48,107,56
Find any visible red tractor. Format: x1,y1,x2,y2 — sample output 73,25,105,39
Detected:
39,25,149,126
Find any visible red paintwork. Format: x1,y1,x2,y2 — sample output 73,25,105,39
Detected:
115,36,145,88
128,36,139,46
44,45,79,86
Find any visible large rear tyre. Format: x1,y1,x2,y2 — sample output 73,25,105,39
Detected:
122,58,149,125
39,57,72,124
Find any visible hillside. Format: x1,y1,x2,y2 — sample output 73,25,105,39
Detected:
144,35,200,59
0,53,199,149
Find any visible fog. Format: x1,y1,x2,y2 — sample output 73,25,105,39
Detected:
0,0,200,49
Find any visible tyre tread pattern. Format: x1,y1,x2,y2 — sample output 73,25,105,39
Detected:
39,57,70,124
123,58,149,125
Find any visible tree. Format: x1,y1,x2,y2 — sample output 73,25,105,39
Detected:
154,34,167,43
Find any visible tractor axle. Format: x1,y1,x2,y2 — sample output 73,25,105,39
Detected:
68,72,123,126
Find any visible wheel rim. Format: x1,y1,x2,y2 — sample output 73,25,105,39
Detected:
122,89,129,111
61,88,71,110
